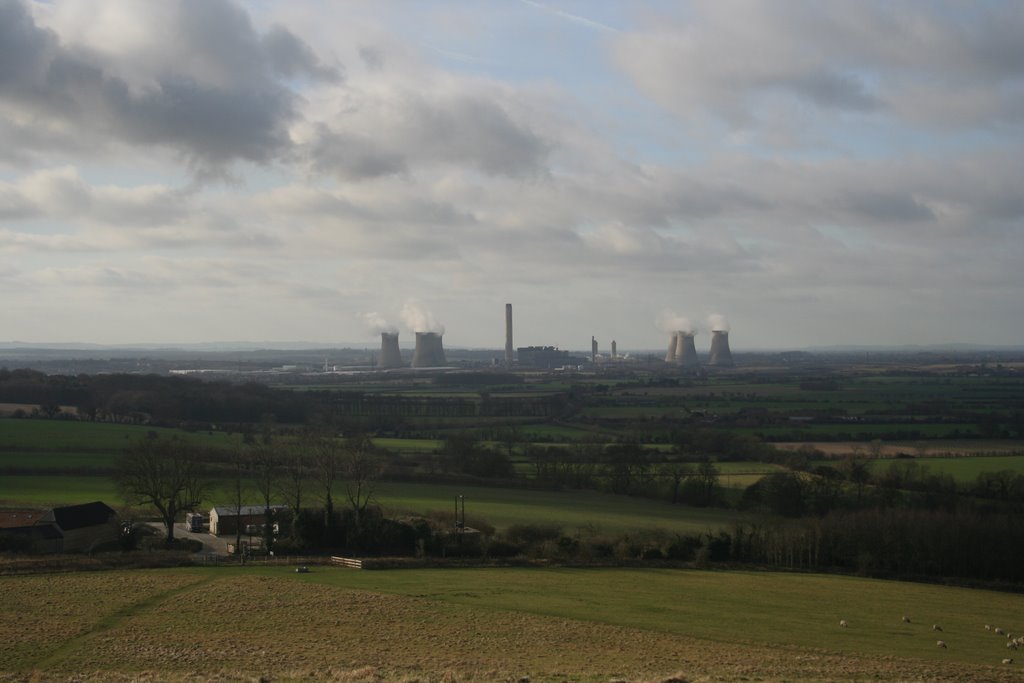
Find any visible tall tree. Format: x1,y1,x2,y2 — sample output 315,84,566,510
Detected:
310,431,343,536
250,442,280,551
341,434,386,526
223,446,252,554
114,437,207,545
276,445,307,541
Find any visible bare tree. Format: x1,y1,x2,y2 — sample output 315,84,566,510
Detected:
341,434,386,525
310,431,343,534
226,447,251,553
659,460,694,504
250,442,280,550
114,437,207,545
276,444,307,541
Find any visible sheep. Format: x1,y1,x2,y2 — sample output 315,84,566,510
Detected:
1003,658,1014,665
839,619,849,628
902,615,911,624
933,624,943,632
986,624,992,631
1007,641,1017,651
936,640,947,649
996,627,1006,635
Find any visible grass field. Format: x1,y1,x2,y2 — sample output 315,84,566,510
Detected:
373,482,749,536
1,566,1021,682
0,474,118,506
0,419,239,451
0,476,748,536
865,455,1024,482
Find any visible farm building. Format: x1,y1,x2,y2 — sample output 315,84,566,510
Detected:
39,501,120,552
0,502,119,553
0,509,63,553
209,505,289,536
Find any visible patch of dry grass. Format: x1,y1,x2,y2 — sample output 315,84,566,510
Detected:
0,571,206,671
3,570,1021,682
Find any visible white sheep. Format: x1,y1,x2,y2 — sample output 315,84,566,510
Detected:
840,619,848,628
936,640,947,649
1003,658,1014,665
933,624,943,632
902,615,911,623
986,624,992,630
996,627,1006,635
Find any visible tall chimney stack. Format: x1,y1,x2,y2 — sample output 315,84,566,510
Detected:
505,303,513,366
611,340,617,359
591,336,598,363
411,332,446,367
708,330,734,367
378,332,403,368
678,332,699,366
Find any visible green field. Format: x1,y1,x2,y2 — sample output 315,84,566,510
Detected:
866,455,1024,482
373,482,749,535
1,566,1021,681
0,475,118,506
0,475,748,536
0,419,239,451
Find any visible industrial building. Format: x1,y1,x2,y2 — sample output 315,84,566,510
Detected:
517,346,571,368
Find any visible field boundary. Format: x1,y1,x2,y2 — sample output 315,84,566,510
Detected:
331,556,363,569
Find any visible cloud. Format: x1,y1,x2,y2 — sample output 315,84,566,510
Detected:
0,0,333,167
611,1,1024,135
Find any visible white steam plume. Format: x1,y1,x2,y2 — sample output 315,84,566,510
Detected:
401,299,445,334
708,313,730,332
362,312,397,335
656,309,695,335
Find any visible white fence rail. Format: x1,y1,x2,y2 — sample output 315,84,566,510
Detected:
331,556,363,569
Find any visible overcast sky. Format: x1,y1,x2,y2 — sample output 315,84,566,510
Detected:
1,0,1022,351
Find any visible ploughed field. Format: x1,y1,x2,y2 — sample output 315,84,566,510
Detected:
2,566,1022,682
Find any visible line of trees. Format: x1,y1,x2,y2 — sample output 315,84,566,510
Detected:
113,429,391,552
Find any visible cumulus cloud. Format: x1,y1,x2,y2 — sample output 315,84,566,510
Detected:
611,1,1024,136
0,0,333,167
1,0,1021,347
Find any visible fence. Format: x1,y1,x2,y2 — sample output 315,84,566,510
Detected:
331,556,363,569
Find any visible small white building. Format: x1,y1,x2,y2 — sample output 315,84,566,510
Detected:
209,505,288,536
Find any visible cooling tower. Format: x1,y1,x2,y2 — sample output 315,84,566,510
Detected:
411,332,446,367
665,334,679,363
505,303,513,366
378,332,403,369
708,330,734,367
678,332,699,367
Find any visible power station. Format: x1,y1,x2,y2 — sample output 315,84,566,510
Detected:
364,304,736,372
677,332,699,366
411,332,446,368
378,332,403,368
708,330,734,367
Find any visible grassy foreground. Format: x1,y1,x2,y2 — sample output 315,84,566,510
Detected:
1,566,1022,682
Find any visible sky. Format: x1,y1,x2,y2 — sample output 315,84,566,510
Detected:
1,0,1022,351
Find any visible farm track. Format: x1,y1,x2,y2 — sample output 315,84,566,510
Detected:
24,573,217,674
